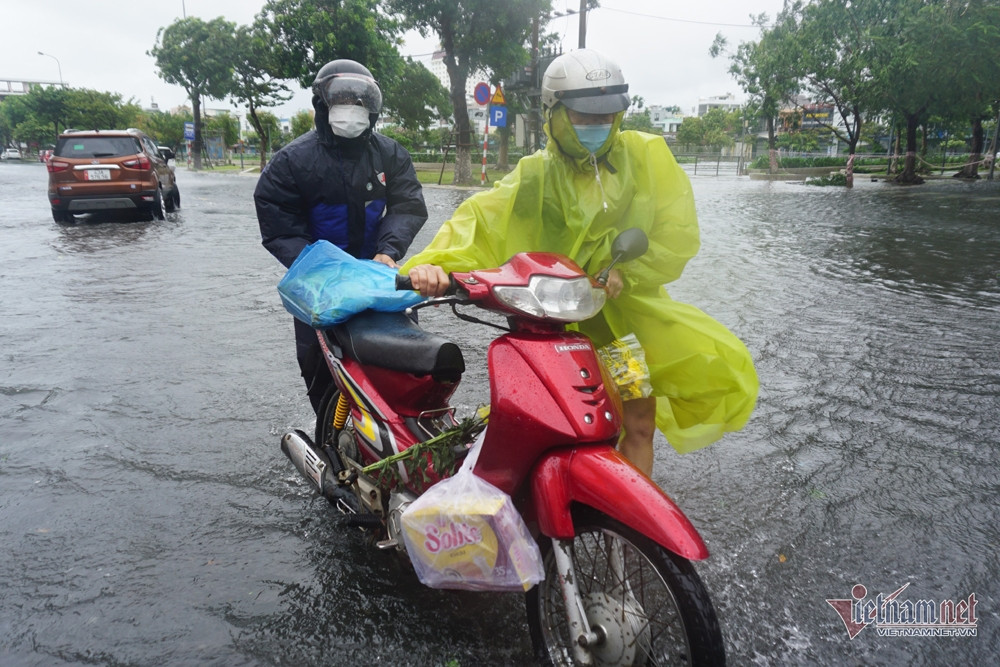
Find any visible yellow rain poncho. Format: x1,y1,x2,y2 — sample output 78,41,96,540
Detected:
403,112,757,453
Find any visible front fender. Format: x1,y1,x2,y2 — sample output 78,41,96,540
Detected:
530,447,709,561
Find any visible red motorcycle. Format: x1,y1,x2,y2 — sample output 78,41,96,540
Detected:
280,230,726,665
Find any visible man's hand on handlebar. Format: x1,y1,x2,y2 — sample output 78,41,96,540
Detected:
606,268,624,299
407,264,452,297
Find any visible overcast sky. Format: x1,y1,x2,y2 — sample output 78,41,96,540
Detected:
3,0,784,119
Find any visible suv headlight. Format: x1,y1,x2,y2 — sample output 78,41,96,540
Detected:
493,276,606,321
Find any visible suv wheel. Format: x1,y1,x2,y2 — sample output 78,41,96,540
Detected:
164,185,180,212
150,187,166,220
52,209,73,224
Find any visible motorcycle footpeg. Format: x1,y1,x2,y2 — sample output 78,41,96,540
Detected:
345,512,383,529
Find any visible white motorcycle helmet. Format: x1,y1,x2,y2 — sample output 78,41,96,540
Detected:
541,49,630,114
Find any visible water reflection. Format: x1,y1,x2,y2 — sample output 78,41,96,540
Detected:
813,183,1000,308
227,513,533,665
51,212,184,255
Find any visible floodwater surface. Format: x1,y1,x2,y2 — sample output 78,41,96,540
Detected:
1,159,997,665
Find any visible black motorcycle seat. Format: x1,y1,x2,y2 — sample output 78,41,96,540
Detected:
330,310,465,379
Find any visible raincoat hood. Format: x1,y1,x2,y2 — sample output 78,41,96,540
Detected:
545,105,625,166
312,94,376,149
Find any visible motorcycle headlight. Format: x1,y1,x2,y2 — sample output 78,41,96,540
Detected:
493,275,606,321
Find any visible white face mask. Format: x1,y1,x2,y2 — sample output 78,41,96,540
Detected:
328,104,371,138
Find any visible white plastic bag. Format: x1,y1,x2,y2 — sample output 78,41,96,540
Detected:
400,434,545,592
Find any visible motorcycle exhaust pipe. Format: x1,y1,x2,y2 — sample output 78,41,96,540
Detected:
280,430,343,503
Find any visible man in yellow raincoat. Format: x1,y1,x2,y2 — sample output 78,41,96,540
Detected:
405,49,758,476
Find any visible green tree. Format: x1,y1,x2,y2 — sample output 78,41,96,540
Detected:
386,0,551,184
869,1,961,184
64,89,142,131
255,0,450,131
20,86,72,141
390,58,452,130
230,23,292,169
149,16,237,169
204,113,239,147
135,110,191,149
622,109,658,134
676,116,705,149
256,0,401,90
713,12,801,173
785,0,887,186
948,0,1000,179
245,111,282,159
290,110,314,139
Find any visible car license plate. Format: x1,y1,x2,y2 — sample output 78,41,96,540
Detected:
85,169,110,181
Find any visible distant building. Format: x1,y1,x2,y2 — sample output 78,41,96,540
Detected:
778,95,841,132
646,106,685,135
696,93,741,117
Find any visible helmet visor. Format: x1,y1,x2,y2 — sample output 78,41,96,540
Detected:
557,83,630,114
317,74,382,114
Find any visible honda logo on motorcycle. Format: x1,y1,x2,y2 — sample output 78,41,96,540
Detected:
554,342,590,353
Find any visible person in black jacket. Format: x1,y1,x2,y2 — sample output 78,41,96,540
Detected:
255,59,428,413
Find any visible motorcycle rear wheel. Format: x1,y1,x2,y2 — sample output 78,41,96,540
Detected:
526,506,725,666
316,385,352,466
315,385,363,515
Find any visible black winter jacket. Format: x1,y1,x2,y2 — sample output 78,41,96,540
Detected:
254,100,428,268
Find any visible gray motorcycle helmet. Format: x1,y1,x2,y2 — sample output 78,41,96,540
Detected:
312,59,383,115
541,49,630,114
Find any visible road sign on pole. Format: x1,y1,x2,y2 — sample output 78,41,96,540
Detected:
491,106,507,128
474,82,490,106
490,86,506,105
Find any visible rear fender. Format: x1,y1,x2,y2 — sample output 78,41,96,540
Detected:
530,447,709,560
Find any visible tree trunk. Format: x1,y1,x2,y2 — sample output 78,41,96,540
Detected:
894,113,924,185
766,115,779,174
192,94,203,170
497,123,511,172
440,28,473,186
954,117,984,179
248,107,268,171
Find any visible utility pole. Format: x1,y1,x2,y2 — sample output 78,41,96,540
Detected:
578,0,587,48
531,16,541,152
989,100,999,181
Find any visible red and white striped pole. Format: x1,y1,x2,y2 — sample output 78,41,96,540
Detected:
482,92,490,186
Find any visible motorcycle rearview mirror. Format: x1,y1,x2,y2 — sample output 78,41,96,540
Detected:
597,228,649,286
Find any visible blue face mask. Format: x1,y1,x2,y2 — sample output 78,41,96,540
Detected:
573,123,613,154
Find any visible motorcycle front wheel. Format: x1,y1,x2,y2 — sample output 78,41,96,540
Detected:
526,507,725,666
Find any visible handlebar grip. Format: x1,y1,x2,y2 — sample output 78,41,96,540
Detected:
395,273,414,291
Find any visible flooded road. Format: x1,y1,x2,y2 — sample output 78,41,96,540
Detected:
1,159,997,665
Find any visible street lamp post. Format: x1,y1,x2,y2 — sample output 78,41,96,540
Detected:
37,51,64,87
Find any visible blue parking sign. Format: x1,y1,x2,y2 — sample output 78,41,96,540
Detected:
491,106,507,128
184,122,195,141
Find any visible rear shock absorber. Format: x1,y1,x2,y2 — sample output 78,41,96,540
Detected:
333,391,350,430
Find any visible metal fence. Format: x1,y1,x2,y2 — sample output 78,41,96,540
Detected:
673,154,746,176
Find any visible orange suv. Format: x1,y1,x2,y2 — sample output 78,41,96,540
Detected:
47,128,180,223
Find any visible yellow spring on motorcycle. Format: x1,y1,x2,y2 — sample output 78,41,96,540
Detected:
332,392,350,431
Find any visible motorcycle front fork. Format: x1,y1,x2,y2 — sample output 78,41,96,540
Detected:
552,538,600,666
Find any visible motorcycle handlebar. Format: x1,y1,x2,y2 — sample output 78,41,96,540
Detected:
395,273,414,291
395,272,459,296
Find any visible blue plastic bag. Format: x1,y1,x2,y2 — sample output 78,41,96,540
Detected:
277,241,425,328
